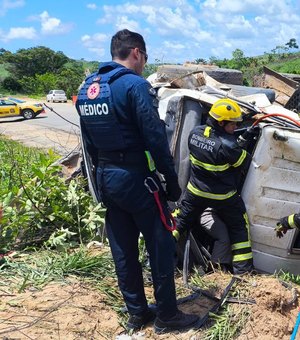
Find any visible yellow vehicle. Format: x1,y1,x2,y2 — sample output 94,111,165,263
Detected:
0,97,45,120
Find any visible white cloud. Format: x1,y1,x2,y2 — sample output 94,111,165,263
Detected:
82,0,300,62
98,4,211,43
0,26,37,41
87,47,105,56
254,16,269,26
163,41,185,49
81,33,109,57
81,34,91,43
0,0,24,16
39,11,73,35
40,11,60,33
115,16,140,32
225,15,255,38
81,33,107,44
87,3,97,10
190,0,300,59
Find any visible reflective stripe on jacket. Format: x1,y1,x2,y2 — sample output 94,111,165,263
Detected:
188,121,251,199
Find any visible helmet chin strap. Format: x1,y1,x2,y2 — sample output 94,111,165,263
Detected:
218,120,233,127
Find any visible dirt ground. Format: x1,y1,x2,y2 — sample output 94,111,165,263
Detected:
0,271,299,340
1,115,300,339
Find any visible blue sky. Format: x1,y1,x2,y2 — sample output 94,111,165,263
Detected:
1,0,300,64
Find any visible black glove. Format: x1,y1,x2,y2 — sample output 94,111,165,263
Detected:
166,180,182,202
275,216,290,238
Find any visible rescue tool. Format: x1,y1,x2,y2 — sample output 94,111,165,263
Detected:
144,177,176,232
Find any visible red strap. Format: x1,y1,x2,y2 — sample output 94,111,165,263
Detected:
153,191,176,232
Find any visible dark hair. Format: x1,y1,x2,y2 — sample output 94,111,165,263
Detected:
110,29,146,60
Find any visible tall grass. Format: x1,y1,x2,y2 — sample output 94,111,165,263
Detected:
0,248,124,311
204,305,250,340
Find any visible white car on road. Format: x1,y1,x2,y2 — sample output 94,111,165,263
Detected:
46,90,67,103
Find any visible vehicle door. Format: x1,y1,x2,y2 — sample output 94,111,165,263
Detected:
241,124,300,275
47,91,53,101
0,99,20,117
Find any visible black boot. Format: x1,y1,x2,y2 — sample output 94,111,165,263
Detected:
127,309,156,331
154,310,201,334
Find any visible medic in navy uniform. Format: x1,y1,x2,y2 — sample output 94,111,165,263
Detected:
76,29,200,334
175,98,254,275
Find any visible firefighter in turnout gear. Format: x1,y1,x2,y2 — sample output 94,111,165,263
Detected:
76,29,200,334
175,98,254,274
276,213,300,238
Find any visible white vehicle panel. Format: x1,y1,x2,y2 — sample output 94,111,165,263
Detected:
242,125,300,273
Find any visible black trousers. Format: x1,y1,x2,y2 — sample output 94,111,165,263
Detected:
96,165,178,319
177,190,253,274
200,208,232,265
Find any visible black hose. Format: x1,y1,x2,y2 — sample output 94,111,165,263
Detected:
43,103,79,128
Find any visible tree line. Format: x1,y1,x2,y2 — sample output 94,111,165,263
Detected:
194,38,300,85
0,46,158,98
0,46,99,98
0,38,299,97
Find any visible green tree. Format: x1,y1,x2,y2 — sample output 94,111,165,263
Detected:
274,45,289,56
232,48,245,60
19,73,58,95
231,49,249,69
18,76,39,94
56,65,85,98
142,63,158,79
2,76,22,92
31,73,58,95
0,49,13,65
6,46,69,78
285,38,299,50
209,56,219,65
194,58,207,64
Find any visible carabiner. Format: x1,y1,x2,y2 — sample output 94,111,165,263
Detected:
144,177,159,193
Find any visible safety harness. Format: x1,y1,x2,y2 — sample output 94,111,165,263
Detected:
144,177,176,232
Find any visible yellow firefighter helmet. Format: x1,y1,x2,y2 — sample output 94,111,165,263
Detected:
209,98,243,122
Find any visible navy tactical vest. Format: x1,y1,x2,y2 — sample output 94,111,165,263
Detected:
76,67,136,151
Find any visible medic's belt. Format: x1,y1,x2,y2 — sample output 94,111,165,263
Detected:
98,150,148,167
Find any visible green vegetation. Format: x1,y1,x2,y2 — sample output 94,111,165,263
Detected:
204,305,250,340
196,38,300,85
0,136,123,320
0,47,99,98
1,38,299,98
0,45,157,98
270,56,300,74
0,63,10,79
1,40,300,337
277,270,300,285
0,248,114,290
0,136,105,250
0,248,125,315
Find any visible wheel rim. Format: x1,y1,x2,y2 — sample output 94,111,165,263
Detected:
23,110,34,119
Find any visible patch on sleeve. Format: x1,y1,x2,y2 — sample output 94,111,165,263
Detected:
149,87,157,96
149,86,159,107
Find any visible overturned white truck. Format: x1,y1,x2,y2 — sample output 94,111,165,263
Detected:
150,68,300,275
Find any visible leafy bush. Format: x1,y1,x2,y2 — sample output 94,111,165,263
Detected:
0,137,105,250
2,76,22,92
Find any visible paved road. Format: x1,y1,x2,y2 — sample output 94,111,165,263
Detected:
0,102,81,156
37,101,80,133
